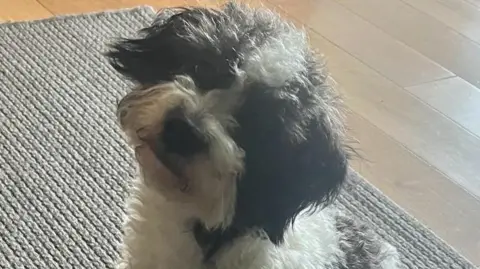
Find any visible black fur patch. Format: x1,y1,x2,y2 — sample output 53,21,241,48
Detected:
195,68,348,260
108,6,255,90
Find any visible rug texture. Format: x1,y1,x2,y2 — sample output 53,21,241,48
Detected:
0,7,476,269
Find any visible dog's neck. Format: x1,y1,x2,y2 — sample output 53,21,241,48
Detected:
193,221,241,262
192,220,271,263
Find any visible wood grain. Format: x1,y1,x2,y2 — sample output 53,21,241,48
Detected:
464,0,480,8
0,0,52,22
37,0,218,15
316,23,480,260
406,76,480,138
334,0,480,89
268,0,453,87
347,110,480,265
401,0,480,44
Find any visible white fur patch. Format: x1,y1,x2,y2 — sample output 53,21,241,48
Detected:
116,181,205,269
118,194,401,269
242,25,308,87
378,243,401,269
213,207,345,269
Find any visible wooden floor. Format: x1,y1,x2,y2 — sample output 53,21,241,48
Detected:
2,0,479,265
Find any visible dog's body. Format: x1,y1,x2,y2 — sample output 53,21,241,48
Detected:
106,2,401,268
119,187,398,269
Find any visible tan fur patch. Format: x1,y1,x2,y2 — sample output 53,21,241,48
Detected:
117,78,243,228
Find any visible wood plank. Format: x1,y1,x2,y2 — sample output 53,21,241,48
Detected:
333,0,480,89
37,0,218,15
300,29,480,200
464,0,480,9
268,0,453,87
347,110,480,265
406,76,480,138
0,0,52,22
401,0,480,44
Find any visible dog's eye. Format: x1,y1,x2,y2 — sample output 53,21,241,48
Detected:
161,117,208,157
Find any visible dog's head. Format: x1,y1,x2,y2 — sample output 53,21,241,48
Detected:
107,2,348,244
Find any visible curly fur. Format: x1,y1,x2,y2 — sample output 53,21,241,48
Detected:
105,2,401,269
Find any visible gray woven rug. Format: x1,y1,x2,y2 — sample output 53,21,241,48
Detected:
0,7,476,269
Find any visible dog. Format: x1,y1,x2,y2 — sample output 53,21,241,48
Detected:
106,2,401,268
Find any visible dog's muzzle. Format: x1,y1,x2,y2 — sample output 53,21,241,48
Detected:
141,109,209,179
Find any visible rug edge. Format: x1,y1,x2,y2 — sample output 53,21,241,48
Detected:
346,169,478,268
0,5,156,26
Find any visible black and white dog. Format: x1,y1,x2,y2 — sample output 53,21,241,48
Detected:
106,2,400,268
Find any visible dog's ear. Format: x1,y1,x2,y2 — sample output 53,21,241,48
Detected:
231,61,349,244
105,7,239,90
105,8,187,85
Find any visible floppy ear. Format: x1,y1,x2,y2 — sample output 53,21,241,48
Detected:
230,59,349,244
105,7,240,90
105,8,188,85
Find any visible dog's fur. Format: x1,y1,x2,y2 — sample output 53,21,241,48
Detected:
106,2,401,269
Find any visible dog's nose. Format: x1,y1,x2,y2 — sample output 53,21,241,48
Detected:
161,114,208,158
